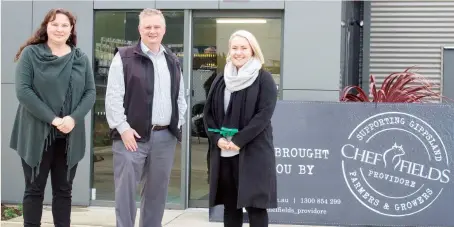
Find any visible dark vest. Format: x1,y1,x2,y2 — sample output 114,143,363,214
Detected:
110,42,182,142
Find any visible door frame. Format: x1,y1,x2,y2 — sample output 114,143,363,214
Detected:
89,9,187,210
184,9,284,208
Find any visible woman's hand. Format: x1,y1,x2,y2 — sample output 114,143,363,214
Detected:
57,116,75,134
217,138,241,151
52,117,64,127
228,142,240,151
217,138,230,150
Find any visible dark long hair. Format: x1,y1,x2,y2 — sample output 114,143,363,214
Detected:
14,8,77,62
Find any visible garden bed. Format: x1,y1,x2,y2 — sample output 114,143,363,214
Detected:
1,204,22,220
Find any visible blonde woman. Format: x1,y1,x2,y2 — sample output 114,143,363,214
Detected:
204,30,278,227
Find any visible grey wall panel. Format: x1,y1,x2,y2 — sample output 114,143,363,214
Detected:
442,48,454,101
1,1,33,84
1,1,32,204
283,89,339,101
31,0,94,206
219,0,283,9
282,1,342,92
94,0,155,9
156,0,218,9
1,84,23,203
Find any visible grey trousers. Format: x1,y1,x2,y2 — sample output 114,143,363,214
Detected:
112,129,177,227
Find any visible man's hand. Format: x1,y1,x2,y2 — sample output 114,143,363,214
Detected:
121,128,141,152
217,138,230,150
57,116,75,134
178,127,182,143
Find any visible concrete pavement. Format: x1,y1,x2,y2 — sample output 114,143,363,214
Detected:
1,206,319,227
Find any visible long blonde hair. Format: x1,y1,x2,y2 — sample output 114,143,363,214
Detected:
226,30,265,64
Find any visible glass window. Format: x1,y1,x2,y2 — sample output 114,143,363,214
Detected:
189,17,282,205
92,10,184,204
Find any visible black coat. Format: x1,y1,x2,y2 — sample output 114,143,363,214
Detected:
204,69,278,209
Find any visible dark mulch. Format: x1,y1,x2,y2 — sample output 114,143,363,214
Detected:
1,204,23,220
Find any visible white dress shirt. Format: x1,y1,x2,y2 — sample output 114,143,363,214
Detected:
105,42,187,135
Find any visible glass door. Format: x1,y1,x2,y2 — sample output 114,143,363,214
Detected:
189,11,283,207
91,10,185,208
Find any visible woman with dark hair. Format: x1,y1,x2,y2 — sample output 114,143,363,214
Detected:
10,8,95,226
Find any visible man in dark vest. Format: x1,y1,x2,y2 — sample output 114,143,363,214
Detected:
105,8,187,227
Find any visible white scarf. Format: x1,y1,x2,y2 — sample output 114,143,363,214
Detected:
224,57,262,92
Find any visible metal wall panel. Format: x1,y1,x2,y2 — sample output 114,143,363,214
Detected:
219,0,284,9
1,1,33,204
1,1,33,84
442,48,454,101
94,0,155,10
368,1,454,97
282,1,342,95
1,85,23,204
156,0,218,9
283,90,340,101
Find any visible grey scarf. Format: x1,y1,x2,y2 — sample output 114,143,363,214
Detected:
224,57,262,92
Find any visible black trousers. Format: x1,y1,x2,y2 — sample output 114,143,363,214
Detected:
21,138,77,227
217,155,269,227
